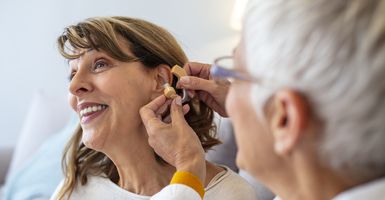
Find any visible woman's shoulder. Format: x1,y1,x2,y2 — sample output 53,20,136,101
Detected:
204,166,258,200
50,176,111,200
51,175,149,200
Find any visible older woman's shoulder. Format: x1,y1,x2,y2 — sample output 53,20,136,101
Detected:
204,166,258,200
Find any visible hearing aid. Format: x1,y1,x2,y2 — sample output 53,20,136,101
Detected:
171,65,190,103
163,83,178,99
163,65,190,103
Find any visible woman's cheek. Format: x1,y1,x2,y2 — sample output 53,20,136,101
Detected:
68,93,77,112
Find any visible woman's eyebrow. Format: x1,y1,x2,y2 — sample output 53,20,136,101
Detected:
66,48,110,67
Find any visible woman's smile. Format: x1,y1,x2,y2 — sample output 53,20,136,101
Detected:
78,102,109,124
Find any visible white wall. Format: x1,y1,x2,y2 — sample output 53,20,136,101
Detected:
0,0,239,146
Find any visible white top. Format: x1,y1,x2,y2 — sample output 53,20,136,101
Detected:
273,177,385,200
50,166,257,200
333,177,385,200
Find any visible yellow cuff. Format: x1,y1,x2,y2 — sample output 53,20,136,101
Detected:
170,171,205,199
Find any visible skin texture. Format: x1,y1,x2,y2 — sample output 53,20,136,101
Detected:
68,48,176,195
68,45,223,195
69,50,156,150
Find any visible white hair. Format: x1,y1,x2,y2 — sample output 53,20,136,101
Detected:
244,0,385,182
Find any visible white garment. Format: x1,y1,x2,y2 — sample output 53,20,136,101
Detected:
50,166,257,200
151,184,201,200
333,177,385,200
273,177,385,200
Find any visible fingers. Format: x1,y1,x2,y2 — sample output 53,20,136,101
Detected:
178,76,217,94
170,96,187,125
162,104,190,123
155,99,172,117
187,90,196,98
143,95,167,113
183,62,211,78
140,95,168,131
182,104,191,115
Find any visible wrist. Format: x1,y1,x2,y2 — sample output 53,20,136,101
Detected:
175,152,206,183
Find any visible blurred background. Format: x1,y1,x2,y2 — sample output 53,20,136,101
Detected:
0,0,241,147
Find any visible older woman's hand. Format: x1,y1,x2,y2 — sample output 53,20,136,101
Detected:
139,95,206,182
177,62,229,117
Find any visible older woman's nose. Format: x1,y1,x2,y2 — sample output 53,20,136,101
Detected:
69,71,93,97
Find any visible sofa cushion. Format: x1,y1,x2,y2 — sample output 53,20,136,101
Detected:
6,90,72,179
0,145,13,186
2,116,77,200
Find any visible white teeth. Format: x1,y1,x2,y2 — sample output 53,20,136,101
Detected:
80,105,107,117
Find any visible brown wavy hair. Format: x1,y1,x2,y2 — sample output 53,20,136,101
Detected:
55,16,220,200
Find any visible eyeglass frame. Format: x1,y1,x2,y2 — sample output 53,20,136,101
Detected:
210,56,261,83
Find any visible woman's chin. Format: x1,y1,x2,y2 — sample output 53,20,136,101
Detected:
82,130,105,150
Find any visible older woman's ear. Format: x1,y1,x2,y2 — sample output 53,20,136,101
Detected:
151,64,173,96
269,90,310,156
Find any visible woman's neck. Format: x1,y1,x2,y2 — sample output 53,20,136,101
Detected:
101,125,225,196
116,161,175,196
103,125,175,195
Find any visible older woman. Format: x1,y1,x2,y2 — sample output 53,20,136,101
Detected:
141,0,385,199
50,17,257,200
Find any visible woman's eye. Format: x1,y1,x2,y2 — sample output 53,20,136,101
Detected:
94,60,108,70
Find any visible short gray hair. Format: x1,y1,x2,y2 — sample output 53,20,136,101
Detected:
244,0,385,182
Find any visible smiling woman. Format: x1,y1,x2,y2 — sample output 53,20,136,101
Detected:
50,17,257,200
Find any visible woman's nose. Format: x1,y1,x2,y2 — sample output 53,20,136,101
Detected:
69,71,93,97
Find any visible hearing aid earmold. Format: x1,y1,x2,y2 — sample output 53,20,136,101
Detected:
163,65,190,103
163,83,178,99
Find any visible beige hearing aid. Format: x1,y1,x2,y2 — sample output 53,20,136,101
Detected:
163,83,178,99
171,65,190,103
163,65,190,103
171,65,187,79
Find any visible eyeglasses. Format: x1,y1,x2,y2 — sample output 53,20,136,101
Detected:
210,56,260,83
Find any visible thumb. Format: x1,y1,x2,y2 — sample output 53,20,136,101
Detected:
170,96,186,125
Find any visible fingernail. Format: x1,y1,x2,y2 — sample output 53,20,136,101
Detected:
180,77,190,84
187,90,195,98
175,96,182,106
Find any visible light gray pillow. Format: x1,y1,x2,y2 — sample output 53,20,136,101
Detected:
6,90,72,180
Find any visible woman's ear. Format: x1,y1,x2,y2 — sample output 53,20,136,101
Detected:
152,64,172,95
268,89,309,156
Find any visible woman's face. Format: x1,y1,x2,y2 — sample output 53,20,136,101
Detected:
68,49,157,150
226,40,277,179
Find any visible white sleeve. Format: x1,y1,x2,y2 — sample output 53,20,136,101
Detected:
151,184,201,200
